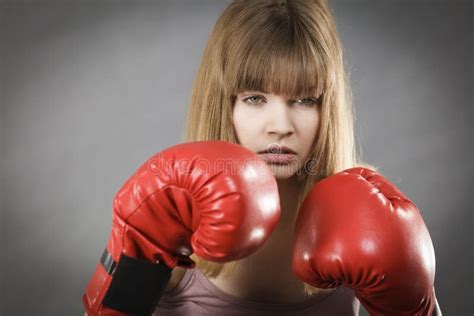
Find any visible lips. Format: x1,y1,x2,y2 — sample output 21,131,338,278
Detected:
258,145,297,155
258,153,297,164
257,145,297,165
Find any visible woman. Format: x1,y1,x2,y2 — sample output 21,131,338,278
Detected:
153,0,440,315
83,0,441,315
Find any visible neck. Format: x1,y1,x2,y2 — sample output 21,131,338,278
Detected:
276,175,301,228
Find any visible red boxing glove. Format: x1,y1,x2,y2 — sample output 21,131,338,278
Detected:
292,167,436,316
83,141,281,316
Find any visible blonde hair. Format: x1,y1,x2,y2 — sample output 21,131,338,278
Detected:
181,0,377,296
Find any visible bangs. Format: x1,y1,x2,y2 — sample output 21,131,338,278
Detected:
225,17,328,100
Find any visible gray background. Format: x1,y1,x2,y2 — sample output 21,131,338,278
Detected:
0,0,472,315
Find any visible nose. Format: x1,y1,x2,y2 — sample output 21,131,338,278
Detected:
266,101,295,139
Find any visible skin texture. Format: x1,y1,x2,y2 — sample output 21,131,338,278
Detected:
232,91,320,181
205,90,323,303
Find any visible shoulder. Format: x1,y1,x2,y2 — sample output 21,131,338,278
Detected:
163,266,187,293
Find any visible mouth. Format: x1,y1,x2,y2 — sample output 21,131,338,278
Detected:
257,145,297,155
257,145,297,165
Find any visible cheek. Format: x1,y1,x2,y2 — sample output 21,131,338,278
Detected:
232,104,255,142
296,110,320,160
232,107,243,137
298,110,320,139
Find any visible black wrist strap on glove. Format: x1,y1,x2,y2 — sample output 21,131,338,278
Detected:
100,248,172,316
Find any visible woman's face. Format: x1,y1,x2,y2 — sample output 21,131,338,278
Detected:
232,90,320,179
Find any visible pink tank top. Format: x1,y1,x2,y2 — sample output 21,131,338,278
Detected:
153,268,360,315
